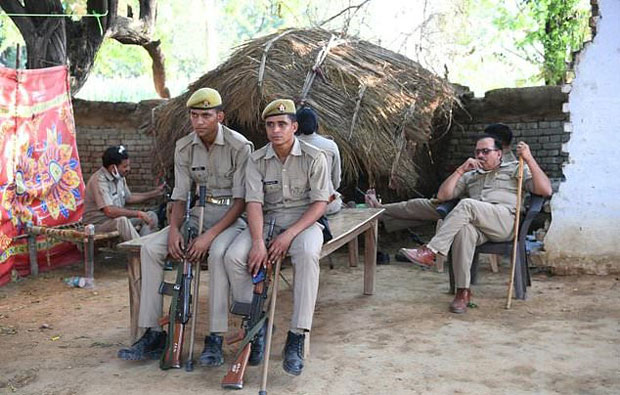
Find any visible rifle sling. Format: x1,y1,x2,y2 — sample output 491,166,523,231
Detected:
233,315,267,360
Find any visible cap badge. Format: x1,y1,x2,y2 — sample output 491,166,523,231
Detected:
278,103,286,112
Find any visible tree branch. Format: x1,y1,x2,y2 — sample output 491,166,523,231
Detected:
0,0,35,39
319,0,372,27
108,0,169,98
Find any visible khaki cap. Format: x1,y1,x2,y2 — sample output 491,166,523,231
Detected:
186,88,222,109
261,99,296,120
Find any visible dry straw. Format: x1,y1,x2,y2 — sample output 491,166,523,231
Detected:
150,28,458,199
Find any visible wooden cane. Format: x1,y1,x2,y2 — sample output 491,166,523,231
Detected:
185,186,207,371
506,157,524,309
258,254,283,395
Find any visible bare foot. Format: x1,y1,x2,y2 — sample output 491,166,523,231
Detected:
365,189,382,208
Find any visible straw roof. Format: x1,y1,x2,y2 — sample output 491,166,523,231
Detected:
151,28,458,200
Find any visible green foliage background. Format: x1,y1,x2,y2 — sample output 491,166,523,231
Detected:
0,0,591,100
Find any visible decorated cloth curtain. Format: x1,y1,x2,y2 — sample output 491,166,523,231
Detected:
0,65,84,285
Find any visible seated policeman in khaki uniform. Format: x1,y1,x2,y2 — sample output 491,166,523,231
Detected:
296,107,343,215
83,145,162,241
399,135,552,314
365,123,518,233
117,88,253,362
224,99,330,376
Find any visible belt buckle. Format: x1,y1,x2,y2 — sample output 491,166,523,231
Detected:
206,196,232,206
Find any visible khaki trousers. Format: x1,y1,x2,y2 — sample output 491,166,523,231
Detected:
138,205,246,331
381,198,441,232
427,199,514,288
95,211,159,242
224,218,323,331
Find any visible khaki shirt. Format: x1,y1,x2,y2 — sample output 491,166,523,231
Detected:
83,167,131,225
245,138,330,222
502,148,517,163
297,133,341,191
171,124,253,201
453,161,532,212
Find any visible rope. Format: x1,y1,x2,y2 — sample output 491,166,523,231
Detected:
1,10,109,35
348,83,366,140
257,29,295,91
300,34,347,103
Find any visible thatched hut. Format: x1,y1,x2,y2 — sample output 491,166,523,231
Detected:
151,28,458,200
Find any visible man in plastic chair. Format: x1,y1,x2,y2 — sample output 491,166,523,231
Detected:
365,123,518,233
399,135,551,314
83,145,164,241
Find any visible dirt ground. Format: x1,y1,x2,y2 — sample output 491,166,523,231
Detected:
1,234,619,395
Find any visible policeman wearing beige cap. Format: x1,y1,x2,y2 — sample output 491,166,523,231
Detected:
118,88,253,364
224,99,330,376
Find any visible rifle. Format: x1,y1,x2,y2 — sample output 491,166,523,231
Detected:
158,188,206,370
222,218,276,390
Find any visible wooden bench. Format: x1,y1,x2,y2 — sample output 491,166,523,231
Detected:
24,222,120,284
118,207,384,341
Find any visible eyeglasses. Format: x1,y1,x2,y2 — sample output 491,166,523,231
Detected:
474,148,498,156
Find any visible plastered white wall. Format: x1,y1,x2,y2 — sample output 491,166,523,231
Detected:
544,0,620,273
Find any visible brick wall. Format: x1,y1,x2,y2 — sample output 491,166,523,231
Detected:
436,86,569,184
73,99,164,192
73,86,568,194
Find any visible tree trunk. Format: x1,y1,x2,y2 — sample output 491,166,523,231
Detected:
0,0,169,98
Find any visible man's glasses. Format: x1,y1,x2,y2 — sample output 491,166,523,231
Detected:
474,148,498,156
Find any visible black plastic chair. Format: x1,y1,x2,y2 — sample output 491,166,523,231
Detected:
438,195,545,300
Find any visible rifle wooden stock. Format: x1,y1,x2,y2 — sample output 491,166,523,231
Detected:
225,329,245,345
221,343,251,390
161,322,184,369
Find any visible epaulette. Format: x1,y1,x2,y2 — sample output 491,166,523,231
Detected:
175,133,194,153
250,145,269,161
299,139,323,159
222,125,253,151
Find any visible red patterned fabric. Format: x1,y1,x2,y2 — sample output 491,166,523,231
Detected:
0,65,84,285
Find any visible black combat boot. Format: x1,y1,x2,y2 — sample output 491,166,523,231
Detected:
117,328,166,361
199,334,224,367
282,331,305,376
249,319,270,366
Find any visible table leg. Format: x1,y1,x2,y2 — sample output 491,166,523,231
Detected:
348,237,359,267
363,219,378,295
127,252,142,342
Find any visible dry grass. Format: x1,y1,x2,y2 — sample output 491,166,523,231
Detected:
150,28,458,199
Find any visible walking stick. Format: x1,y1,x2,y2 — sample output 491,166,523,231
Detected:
258,254,283,395
186,186,207,371
506,157,524,309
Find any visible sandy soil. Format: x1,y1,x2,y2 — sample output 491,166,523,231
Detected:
1,237,619,395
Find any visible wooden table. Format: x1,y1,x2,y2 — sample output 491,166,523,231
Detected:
118,207,384,341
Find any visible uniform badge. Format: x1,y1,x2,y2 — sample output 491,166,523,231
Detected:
278,103,286,112
203,100,210,107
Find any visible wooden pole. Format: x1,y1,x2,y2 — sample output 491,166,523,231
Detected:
506,157,525,309
258,256,283,395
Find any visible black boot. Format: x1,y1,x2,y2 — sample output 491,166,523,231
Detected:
117,328,166,361
199,334,224,367
282,331,305,376
249,319,270,366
